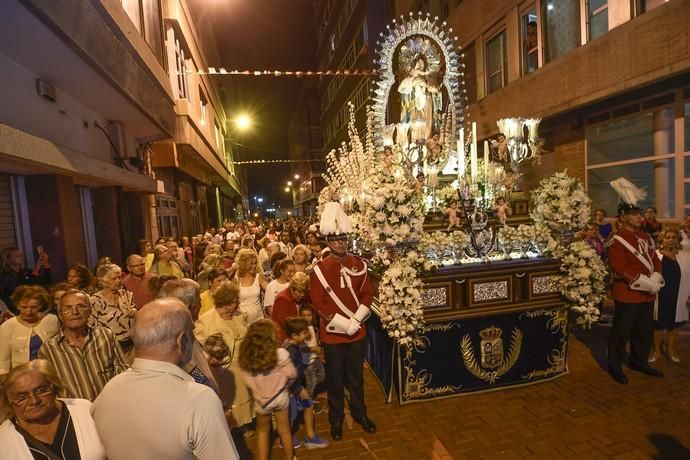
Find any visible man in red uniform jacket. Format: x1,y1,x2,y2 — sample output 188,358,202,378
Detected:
607,190,664,384
310,202,376,440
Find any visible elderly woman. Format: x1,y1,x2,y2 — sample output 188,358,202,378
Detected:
291,244,312,273
235,249,268,325
90,264,137,359
199,268,229,317
0,286,59,375
271,272,310,341
263,259,295,317
150,244,184,279
649,227,690,363
194,282,254,433
66,263,97,295
0,360,105,459
48,282,71,316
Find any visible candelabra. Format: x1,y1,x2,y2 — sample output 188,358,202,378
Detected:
495,118,542,189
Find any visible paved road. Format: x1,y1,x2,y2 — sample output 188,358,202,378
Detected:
250,321,690,459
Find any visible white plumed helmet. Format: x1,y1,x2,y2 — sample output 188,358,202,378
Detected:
319,202,352,237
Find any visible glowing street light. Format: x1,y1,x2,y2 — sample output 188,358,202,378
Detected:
287,181,293,186
294,174,300,180
284,186,291,193
234,114,252,131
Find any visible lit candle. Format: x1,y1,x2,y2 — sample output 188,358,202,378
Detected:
470,122,477,183
457,128,465,179
484,140,490,179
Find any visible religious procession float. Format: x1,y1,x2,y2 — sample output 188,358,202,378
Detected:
318,13,607,403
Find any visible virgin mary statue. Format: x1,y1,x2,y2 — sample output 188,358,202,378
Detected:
398,55,442,140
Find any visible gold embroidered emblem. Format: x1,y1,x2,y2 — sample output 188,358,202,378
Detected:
461,326,522,384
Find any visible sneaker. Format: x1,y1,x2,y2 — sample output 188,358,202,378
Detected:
304,435,329,449
279,437,302,449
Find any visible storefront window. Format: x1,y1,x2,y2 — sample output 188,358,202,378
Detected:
587,113,654,165
541,0,580,63
588,159,676,218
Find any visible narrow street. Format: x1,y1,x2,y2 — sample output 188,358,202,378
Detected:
277,323,690,459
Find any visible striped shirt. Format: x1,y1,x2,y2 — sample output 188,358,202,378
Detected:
39,326,128,401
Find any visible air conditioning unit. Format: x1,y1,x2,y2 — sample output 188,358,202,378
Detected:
107,121,129,159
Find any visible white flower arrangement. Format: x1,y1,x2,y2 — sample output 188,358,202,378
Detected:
530,170,591,232
362,174,425,248
377,252,426,346
436,185,458,208
419,230,469,263
559,240,608,327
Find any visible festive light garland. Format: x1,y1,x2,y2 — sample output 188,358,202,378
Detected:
230,159,324,165
180,68,382,76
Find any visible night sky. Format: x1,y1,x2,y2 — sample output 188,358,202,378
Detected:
188,0,316,208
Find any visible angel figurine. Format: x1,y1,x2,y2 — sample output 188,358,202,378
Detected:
490,134,508,162
446,201,460,230
530,137,548,166
494,197,512,226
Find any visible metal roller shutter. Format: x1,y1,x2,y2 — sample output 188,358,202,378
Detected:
0,174,17,249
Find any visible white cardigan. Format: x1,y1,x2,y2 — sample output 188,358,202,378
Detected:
0,314,59,374
0,398,106,460
655,251,690,323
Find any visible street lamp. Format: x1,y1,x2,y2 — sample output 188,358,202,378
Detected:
287,181,293,186
234,114,252,131
294,174,300,180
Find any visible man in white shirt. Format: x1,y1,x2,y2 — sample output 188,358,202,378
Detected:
91,298,238,460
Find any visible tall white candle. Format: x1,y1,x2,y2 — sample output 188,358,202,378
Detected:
484,140,490,179
470,122,478,182
457,128,465,179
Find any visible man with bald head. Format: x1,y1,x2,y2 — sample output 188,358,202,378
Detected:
123,254,154,308
92,298,238,460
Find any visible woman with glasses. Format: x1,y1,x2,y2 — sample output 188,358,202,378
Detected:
149,245,184,279
0,286,58,376
0,359,105,459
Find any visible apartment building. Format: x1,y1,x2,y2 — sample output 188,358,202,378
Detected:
152,0,242,237
0,0,242,278
0,0,176,274
287,80,324,217
396,0,690,220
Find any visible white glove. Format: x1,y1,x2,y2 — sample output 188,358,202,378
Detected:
326,313,351,334
650,272,665,289
630,274,660,294
353,304,371,323
346,317,361,336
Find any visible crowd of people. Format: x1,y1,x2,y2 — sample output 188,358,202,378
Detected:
0,213,376,460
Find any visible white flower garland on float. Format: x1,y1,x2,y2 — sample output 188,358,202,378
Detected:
530,171,607,327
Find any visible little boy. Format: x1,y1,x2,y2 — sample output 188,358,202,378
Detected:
299,305,326,407
283,317,329,450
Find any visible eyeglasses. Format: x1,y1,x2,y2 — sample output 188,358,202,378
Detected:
11,384,55,406
61,304,90,312
129,263,145,268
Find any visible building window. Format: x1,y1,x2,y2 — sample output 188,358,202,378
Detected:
121,0,164,65
121,0,142,32
685,102,690,152
541,0,580,63
214,121,222,149
639,0,668,14
174,39,188,99
485,30,507,95
587,0,608,41
199,89,208,126
521,6,539,75
587,105,678,218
